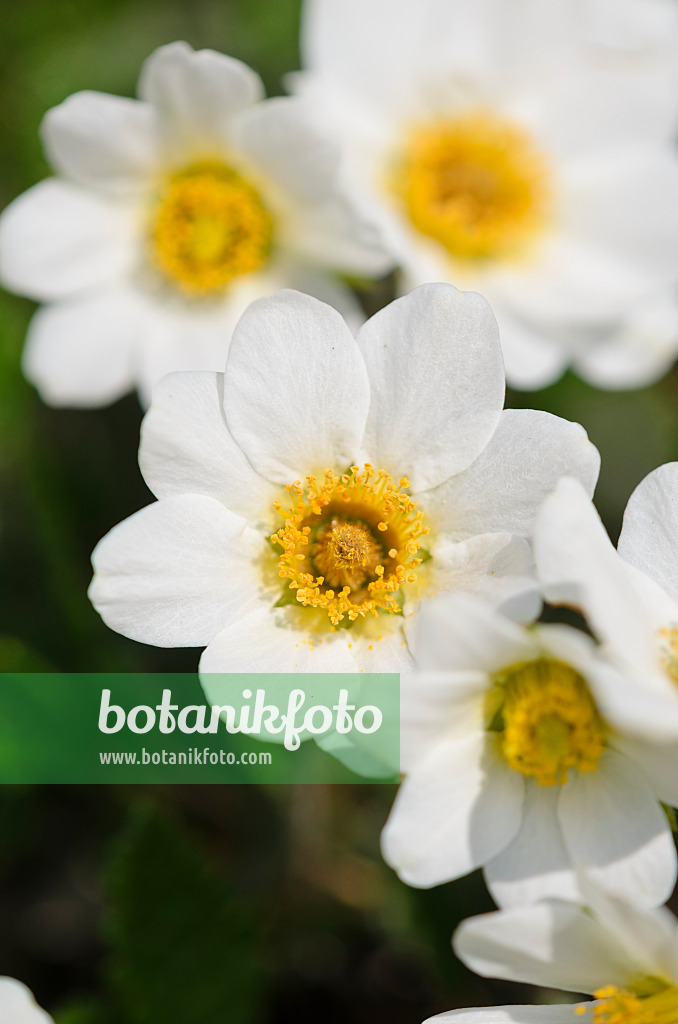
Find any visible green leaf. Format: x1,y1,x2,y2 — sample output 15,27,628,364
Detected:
106,804,264,1024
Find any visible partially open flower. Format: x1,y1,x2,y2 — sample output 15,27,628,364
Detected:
535,468,678,743
88,284,599,674
0,41,390,407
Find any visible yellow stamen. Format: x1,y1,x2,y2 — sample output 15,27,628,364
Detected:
659,626,678,687
491,659,605,786
394,113,550,261
149,162,273,294
578,983,678,1024
270,464,429,627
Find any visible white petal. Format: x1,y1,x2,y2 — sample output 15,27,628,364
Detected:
0,977,53,1023
357,284,504,492
618,462,678,604
408,592,537,674
89,495,266,647
485,782,581,908
614,735,678,808
134,271,284,406
139,371,279,523
427,410,600,540
22,285,140,407
199,605,357,673
380,732,524,887
41,91,159,193
563,147,678,284
233,96,339,201
278,260,366,332
453,901,643,993
578,876,678,984
425,1008,587,1024
138,41,263,157
286,192,393,277
534,478,658,669
0,179,134,301
575,291,678,390
223,290,369,484
559,748,677,907
398,670,489,770
497,308,570,391
421,533,541,626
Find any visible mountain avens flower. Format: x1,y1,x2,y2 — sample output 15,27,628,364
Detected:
89,284,599,674
0,41,389,406
381,592,677,907
296,0,678,389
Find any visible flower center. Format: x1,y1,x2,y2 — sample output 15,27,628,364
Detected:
149,162,273,294
659,626,678,687
271,464,429,627
582,983,678,1024
395,113,550,261
489,659,606,785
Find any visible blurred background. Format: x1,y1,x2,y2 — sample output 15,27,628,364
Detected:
0,0,677,1020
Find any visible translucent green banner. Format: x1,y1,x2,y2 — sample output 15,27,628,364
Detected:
0,673,400,783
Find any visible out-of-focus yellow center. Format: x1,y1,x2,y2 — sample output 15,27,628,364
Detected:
149,162,273,294
271,464,429,627
659,626,678,687
489,659,605,785
395,113,550,261
578,983,678,1024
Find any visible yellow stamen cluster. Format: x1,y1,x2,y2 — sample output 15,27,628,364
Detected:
578,984,678,1024
271,464,429,627
492,659,606,786
659,626,678,686
396,113,549,261
149,162,273,294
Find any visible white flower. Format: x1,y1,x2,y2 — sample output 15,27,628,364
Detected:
535,468,678,742
380,592,677,907
442,880,678,1024
296,0,678,390
0,977,53,1024
88,283,599,678
0,41,390,407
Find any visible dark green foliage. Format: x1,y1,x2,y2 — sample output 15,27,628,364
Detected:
105,804,264,1024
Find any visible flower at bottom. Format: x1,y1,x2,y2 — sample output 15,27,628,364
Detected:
432,881,678,1024
0,977,53,1023
381,592,677,907
88,284,599,674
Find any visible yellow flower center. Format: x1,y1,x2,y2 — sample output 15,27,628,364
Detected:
659,626,678,687
149,162,273,295
489,659,606,786
580,983,678,1024
395,113,550,261
271,464,429,627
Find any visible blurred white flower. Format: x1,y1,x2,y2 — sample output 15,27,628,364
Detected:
445,879,678,1024
0,41,390,407
88,284,598,674
0,977,52,1024
296,0,678,389
535,468,678,742
381,592,677,906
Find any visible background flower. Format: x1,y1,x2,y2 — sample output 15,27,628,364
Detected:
0,40,390,407
296,0,678,390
